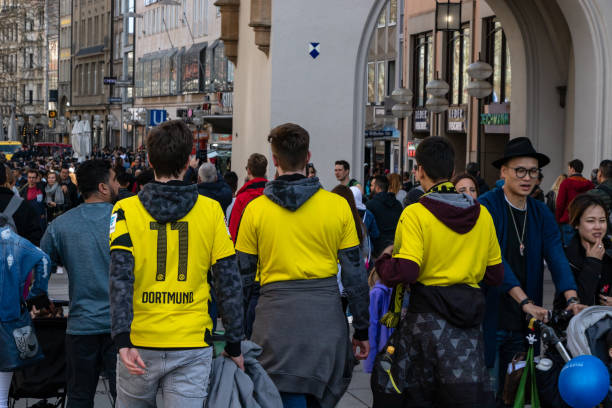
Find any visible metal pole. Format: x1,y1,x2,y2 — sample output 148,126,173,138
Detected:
121,0,129,147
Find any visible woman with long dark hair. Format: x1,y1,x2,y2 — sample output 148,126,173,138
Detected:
553,193,612,309
332,184,366,315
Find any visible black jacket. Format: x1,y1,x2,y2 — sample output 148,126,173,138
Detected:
60,178,79,209
0,187,43,245
197,180,233,214
365,191,403,257
553,234,612,310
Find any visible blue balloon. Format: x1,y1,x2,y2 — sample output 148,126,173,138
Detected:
558,355,610,408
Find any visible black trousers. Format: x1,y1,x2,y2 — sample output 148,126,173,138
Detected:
65,333,117,408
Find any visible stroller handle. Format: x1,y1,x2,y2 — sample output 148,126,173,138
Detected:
526,311,573,363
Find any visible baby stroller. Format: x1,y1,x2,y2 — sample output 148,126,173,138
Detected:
9,301,68,408
518,306,612,408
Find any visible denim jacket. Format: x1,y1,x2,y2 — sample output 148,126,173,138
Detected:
0,226,51,322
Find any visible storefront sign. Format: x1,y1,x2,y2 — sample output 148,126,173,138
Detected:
481,103,510,134
447,105,468,133
413,108,430,133
365,129,393,138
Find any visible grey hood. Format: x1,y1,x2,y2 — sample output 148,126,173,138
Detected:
138,181,198,223
263,177,321,211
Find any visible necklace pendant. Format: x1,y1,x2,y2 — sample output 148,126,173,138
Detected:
520,244,525,257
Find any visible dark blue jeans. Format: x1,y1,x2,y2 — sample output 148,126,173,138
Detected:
280,393,320,408
65,333,117,408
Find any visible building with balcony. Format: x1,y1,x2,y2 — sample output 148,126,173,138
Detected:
133,0,234,160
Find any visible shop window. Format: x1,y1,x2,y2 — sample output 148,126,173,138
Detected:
447,24,470,106
484,17,511,103
413,31,433,107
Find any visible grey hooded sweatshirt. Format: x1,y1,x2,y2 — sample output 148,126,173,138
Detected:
236,174,369,408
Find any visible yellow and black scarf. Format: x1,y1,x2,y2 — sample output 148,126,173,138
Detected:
380,180,455,328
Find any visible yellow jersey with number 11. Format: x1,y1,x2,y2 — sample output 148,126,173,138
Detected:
109,195,235,348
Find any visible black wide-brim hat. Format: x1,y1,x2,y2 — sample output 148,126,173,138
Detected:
492,137,551,169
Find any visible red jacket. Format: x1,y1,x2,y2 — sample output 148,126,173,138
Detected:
555,175,594,223
228,177,267,242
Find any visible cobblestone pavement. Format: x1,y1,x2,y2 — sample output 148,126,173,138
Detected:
12,269,556,407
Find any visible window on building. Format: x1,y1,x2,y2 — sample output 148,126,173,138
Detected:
367,63,375,103
377,5,386,27
484,17,511,103
387,60,396,96
28,90,33,105
94,16,99,45
413,31,433,107
389,0,397,25
377,61,385,103
447,24,470,106
29,53,33,69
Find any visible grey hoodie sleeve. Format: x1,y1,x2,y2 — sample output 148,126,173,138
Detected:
338,246,370,341
109,249,135,349
211,254,245,356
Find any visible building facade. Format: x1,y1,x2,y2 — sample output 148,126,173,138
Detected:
67,0,127,148
221,0,612,191
364,0,402,174
0,0,48,143
133,0,234,161
403,0,513,184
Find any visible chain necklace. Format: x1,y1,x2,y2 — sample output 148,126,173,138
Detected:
508,202,527,256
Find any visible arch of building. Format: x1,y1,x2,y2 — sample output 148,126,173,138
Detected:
231,0,612,188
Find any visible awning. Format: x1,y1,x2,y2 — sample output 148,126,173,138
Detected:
184,42,208,58
75,45,105,57
203,115,232,134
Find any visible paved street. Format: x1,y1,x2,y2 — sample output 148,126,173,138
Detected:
12,269,557,407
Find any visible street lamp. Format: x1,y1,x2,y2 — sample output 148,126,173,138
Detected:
425,75,450,136
435,1,462,32
466,56,493,166
391,87,414,173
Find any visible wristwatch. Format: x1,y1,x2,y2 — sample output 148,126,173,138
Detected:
519,298,534,311
566,296,580,306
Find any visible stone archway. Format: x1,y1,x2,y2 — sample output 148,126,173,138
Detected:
353,0,611,182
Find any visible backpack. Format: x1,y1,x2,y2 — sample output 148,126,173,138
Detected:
0,194,23,232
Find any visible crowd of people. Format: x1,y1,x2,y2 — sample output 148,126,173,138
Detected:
1,123,612,408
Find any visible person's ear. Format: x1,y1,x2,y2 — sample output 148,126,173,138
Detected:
272,154,279,167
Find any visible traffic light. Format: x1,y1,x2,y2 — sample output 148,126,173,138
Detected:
35,128,39,136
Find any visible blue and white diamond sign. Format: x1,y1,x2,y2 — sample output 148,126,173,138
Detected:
309,42,320,59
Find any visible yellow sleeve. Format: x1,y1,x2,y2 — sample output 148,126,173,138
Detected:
211,201,236,264
392,206,423,266
483,207,502,266
109,203,133,253
338,199,360,250
235,202,258,255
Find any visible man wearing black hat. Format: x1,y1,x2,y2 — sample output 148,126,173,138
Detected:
478,137,586,405
0,164,43,245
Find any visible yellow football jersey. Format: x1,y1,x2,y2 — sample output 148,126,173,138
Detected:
109,195,235,348
235,189,359,286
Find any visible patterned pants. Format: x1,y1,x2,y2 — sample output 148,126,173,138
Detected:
371,312,495,408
